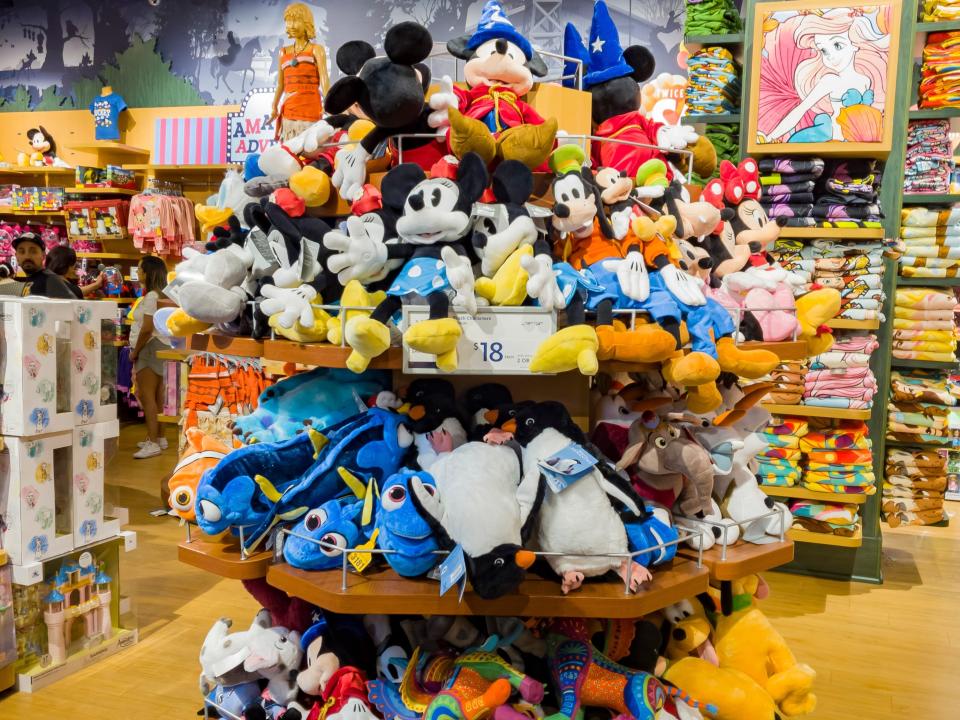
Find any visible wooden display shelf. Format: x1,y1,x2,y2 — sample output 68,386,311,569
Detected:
901,193,960,205
0,166,74,175
762,403,872,420
0,208,66,217
190,333,264,357
123,163,238,172
266,559,709,618
777,227,885,239
158,414,180,424
97,297,135,303
678,539,793,581
263,339,403,369
897,276,960,287
908,107,960,120
156,348,189,361
885,437,957,450
788,527,862,548
683,33,744,44
178,538,272,580
890,358,958,370
681,113,741,125
916,20,960,32
826,318,880,330
761,486,869,505
76,252,141,260
65,187,138,196
68,142,150,156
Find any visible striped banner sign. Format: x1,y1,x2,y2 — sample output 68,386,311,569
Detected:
153,117,229,165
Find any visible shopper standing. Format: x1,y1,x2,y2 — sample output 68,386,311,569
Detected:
12,233,77,299
130,256,171,459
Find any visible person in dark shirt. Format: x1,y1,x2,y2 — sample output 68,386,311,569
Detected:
45,245,105,299
12,233,77,299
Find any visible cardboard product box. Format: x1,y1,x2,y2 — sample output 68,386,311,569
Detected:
90,205,123,239
0,298,74,436
12,187,38,211
0,432,75,566
68,420,119,546
73,167,105,188
65,205,93,241
103,166,135,190
36,188,63,212
69,301,119,426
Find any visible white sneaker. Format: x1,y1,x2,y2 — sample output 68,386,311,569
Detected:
133,441,162,459
137,438,168,450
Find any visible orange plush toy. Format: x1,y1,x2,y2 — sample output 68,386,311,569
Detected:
166,428,238,524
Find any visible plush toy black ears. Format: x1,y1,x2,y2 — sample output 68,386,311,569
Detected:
382,163,428,211
325,76,369,116
337,40,376,75
527,51,548,79
244,202,271,234
491,160,533,206
457,152,491,208
384,21,433,66
623,46,655,83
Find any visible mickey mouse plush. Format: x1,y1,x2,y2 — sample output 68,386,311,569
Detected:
324,153,489,373
563,2,714,181
19,126,70,168
326,22,444,201
433,0,557,170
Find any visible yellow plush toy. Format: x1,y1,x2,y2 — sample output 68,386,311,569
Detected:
325,280,388,372
707,576,817,717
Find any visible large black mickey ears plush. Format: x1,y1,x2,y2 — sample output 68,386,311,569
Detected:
382,163,428,211
623,46,655,83
491,160,533,207
337,40,376,76
384,21,433,66
324,76,369,115
456,152,490,210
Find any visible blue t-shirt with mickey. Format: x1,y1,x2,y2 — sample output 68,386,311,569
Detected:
89,92,128,141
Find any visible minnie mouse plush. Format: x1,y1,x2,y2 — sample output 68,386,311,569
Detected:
323,153,489,373
433,0,557,170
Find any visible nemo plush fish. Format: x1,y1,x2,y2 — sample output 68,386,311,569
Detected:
167,428,238,524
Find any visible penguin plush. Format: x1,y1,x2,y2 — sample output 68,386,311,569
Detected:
505,401,652,595
409,441,544,600
406,393,468,470
462,382,514,440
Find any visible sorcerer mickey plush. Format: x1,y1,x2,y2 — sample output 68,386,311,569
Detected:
434,0,558,170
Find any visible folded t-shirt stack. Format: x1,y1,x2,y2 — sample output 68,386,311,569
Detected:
920,31,960,110
789,501,861,537
892,287,958,362
692,123,740,184
922,0,960,21
771,238,886,322
803,334,879,410
685,47,741,115
684,0,742,36
764,360,808,405
811,158,883,229
756,417,807,487
759,157,823,228
904,120,953,194
883,448,947,527
886,368,960,446
899,207,960,278
799,419,876,496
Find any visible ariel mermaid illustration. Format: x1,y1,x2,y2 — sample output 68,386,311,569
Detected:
756,8,891,144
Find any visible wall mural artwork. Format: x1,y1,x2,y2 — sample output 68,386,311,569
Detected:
0,0,686,113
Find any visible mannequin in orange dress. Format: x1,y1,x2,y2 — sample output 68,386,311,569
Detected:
271,2,331,141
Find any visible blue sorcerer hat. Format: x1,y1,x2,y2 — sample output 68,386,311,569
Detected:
564,1,635,89
301,613,328,652
466,0,534,61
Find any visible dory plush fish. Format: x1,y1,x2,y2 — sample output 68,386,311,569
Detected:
167,428,238,524
283,496,367,570
376,469,440,577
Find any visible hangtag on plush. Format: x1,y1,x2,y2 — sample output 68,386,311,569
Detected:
348,528,380,573
438,544,467,601
538,443,598,493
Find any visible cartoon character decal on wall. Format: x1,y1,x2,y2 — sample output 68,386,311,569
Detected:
28,535,48,557
72,351,88,372
751,3,897,150
34,462,51,484
29,408,49,432
86,451,103,471
25,440,42,458
76,306,92,324
75,474,90,495
28,307,45,327
86,493,103,514
21,487,40,509
24,355,41,379
80,520,98,541
78,430,92,447
76,400,95,423
36,333,54,355
83,331,97,350
83,373,99,396
35,508,53,530
36,380,54,403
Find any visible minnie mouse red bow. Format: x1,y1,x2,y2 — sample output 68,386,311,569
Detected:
701,159,762,209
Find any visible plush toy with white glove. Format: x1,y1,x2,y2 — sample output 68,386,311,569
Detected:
323,153,489,373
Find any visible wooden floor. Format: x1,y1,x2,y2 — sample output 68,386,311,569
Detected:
0,424,956,718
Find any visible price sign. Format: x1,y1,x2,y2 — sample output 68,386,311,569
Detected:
402,307,556,374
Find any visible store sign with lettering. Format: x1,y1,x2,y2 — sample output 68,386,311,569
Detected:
227,88,278,163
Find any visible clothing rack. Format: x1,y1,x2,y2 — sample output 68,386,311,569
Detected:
144,178,182,196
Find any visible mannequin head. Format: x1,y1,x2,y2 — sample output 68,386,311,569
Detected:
284,2,316,43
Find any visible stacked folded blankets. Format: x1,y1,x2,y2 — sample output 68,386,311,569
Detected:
789,501,861,538
684,0,742,36
799,419,876,496
685,47,741,115
759,157,823,228
811,158,883,229
803,334,879,410
922,0,960,21
899,207,960,278
764,360,808,405
771,239,886,322
892,287,958,362
883,448,947,527
904,120,953,194
886,369,960,446
756,417,807,487
920,31,960,110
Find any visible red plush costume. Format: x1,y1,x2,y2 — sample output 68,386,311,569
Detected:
306,667,371,720
592,112,669,179
452,84,546,134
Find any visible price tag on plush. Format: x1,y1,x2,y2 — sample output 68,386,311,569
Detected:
402,307,556,374
438,543,467,601
537,443,598,493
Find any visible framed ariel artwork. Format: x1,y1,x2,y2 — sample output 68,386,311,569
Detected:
746,0,900,154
